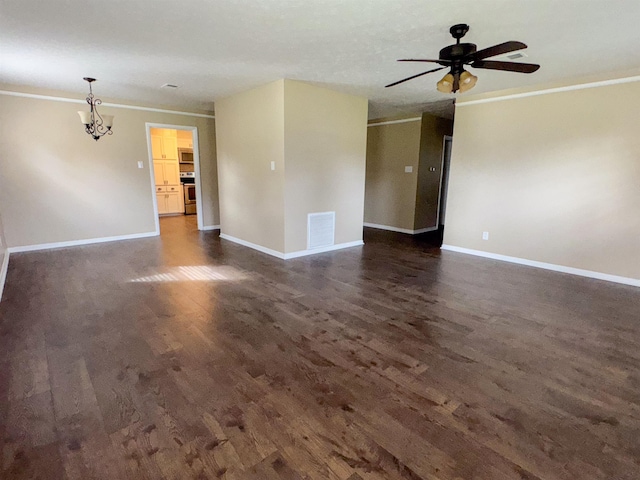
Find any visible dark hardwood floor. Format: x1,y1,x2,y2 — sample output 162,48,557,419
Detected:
1,215,639,479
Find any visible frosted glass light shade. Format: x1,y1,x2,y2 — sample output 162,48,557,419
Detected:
459,70,478,93
436,73,454,93
78,110,92,125
102,115,114,128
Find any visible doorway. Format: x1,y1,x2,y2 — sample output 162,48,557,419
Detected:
436,135,453,241
145,123,204,234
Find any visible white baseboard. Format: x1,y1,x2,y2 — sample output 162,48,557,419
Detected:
7,231,158,254
220,234,364,260
0,251,9,302
284,240,364,259
220,234,286,259
441,244,640,288
201,225,221,231
364,222,438,235
413,226,439,235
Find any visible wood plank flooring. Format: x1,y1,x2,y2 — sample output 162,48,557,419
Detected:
1,215,639,479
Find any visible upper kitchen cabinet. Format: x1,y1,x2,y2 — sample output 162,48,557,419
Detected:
177,138,193,149
176,130,193,149
151,133,178,160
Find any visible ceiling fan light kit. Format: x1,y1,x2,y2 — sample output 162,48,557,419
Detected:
437,70,478,94
386,24,540,94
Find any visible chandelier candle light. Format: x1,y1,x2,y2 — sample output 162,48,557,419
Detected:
78,77,114,140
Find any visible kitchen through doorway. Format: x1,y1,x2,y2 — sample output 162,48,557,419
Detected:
145,124,204,235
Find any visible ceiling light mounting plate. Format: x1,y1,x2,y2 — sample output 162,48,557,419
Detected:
449,24,470,42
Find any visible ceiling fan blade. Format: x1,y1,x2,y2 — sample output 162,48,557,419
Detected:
471,60,540,73
397,59,451,64
470,41,527,60
385,67,446,88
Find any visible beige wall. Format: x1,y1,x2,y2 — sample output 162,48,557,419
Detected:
0,90,219,248
364,119,421,230
364,114,452,232
415,114,453,230
215,80,367,255
444,80,640,280
283,80,368,253
0,208,6,265
215,80,286,252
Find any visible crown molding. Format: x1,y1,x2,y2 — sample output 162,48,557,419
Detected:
0,89,215,119
368,117,421,127
457,75,640,107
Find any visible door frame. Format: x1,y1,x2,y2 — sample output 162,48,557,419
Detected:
145,123,204,233
435,135,453,228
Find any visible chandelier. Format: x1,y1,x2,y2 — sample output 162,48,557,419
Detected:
77,77,114,141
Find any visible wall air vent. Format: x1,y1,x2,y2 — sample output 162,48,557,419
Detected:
307,212,335,250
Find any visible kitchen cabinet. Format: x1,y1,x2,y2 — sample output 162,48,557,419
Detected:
177,138,193,149
166,191,183,213
153,160,180,186
156,191,183,215
151,134,178,160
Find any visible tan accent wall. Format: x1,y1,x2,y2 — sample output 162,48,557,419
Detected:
283,80,368,253
364,119,421,231
414,114,453,230
215,80,286,253
444,80,640,280
364,114,452,232
0,91,219,248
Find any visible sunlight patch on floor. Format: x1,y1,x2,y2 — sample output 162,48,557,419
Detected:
129,265,247,283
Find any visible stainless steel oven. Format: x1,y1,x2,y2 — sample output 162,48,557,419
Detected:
180,172,197,215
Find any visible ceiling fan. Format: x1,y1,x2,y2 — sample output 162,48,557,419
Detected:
386,24,540,94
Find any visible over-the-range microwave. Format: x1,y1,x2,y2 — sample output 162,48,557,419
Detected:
178,148,194,164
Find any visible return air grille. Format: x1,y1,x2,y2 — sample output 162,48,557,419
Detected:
307,212,335,250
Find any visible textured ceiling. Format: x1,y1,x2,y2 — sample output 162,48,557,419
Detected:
1,1,639,119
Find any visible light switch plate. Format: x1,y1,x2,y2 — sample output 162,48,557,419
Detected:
404,166,413,173
270,161,275,171
137,161,144,169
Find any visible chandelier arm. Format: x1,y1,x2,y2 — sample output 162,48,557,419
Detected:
93,98,108,137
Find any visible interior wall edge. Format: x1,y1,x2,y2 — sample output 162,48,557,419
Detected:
441,244,640,287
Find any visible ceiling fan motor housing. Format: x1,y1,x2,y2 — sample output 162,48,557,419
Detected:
439,43,477,61
439,43,477,74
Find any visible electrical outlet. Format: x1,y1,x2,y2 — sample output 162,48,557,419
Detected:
482,231,489,240
404,166,413,173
